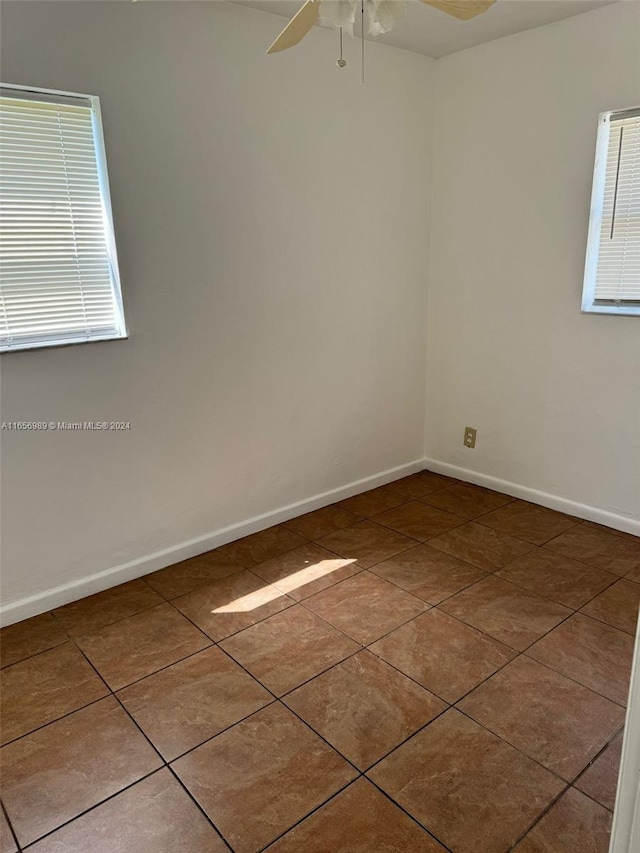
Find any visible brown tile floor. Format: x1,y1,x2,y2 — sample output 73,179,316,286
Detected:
1,472,639,853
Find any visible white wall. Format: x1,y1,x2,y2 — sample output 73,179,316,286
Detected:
426,0,640,523
2,0,639,623
0,1,435,618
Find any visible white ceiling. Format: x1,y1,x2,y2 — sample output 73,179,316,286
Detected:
233,0,617,58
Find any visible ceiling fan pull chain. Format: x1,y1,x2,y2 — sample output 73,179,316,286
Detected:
361,0,365,83
337,26,346,67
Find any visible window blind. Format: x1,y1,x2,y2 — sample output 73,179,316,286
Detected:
0,86,125,351
593,109,640,304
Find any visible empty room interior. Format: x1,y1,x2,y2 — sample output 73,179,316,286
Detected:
1,0,640,851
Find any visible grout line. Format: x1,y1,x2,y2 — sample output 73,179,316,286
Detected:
365,506,468,541
0,690,112,750
293,587,431,648
110,675,237,849
164,764,235,852
65,646,166,765
432,599,568,656
3,633,220,749
0,637,70,673
489,565,621,608
171,592,300,645
538,545,634,580
418,507,515,525
251,776,361,853
222,638,365,701
347,697,452,774
580,521,640,544
505,779,573,851
387,476,458,498
144,568,247,603
1,634,116,748
431,570,619,655
18,767,164,850
323,516,428,548
453,698,610,788
161,696,280,764
48,582,166,636
1,799,21,853
0,640,76,675
362,700,571,853
168,573,367,651
571,604,638,638
472,514,583,539
364,777,456,853
433,573,628,677
507,724,622,850
245,567,364,606
340,484,449,512
50,596,209,641
279,514,363,541
571,785,617,814
519,648,631,708
572,726,624,787
76,640,216,693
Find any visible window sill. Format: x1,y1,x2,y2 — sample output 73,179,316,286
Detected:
1,333,129,354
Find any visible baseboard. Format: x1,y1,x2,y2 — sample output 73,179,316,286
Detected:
424,457,640,537
0,458,425,627
5,456,637,627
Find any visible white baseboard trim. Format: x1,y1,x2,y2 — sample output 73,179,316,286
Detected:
424,457,640,537
5,456,637,627
0,458,425,627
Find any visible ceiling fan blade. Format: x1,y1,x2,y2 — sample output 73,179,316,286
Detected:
419,0,496,21
267,0,320,54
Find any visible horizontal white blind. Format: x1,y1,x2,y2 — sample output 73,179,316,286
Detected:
0,88,125,351
594,110,640,303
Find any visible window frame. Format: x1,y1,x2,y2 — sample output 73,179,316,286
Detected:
0,82,127,353
582,105,640,317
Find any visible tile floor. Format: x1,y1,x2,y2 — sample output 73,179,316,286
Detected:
1,471,639,853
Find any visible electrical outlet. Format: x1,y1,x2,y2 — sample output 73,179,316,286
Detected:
463,426,477,448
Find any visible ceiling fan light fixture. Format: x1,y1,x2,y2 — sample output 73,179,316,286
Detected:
266,0,497,56
367,0,409,36
318,0,408,37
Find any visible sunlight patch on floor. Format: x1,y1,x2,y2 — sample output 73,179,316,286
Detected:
212,558,356,613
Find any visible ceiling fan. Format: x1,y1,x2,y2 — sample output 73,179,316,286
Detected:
266,0,497,55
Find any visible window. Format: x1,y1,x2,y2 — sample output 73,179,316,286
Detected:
582,107,640,316
0,84,126,351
